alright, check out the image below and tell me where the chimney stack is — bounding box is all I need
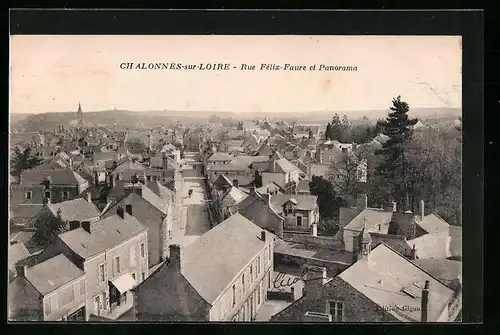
[420,200,425,221]
[261,230,266,242]
[16,264,29,277]
[169,244,182,272]
[126,204,133,216]
[421,280,430,322]
[117,206,125,219]
[303,265,328,299]
[87,192,92,204]
[356,194,368,210]
[268,193,272,207]
[392,201,397,212]
[410,244,417,260]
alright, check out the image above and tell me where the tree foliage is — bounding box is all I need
[375,96,418,206]
[328,152,362,196]
[10,146,44,177]
[309,176,346,219]
[33,208,67,247]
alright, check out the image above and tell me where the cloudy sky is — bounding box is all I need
[9,35,461,114]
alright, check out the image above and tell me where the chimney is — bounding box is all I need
[117,206,125,219]
[126,204,133,216]
[410,244,417,260]
[421,280,430,322]
[356,194,368,210]
[311,223,318,237]
[303,265,327,299]
[87,192,92,204]
[69,157,73,170]
[392,201,397,212]
[233,179,239,188]
[169,244,181,272]
[420,200,425,221]
[268,193,272,207]
[261,230,266,242]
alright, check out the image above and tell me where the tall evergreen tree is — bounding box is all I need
[325,123,331,140]
[10,146,44,177]
[33,208,67,247]
[375,96,418,207]
[330,113,344,141]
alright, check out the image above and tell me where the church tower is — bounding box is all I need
[77,102,83,126]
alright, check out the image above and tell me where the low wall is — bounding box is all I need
[274,253,350,278]
[283,233,343,249]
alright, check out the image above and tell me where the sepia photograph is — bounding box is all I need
[9,34,464,323]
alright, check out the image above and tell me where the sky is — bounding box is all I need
[9,35,462,115]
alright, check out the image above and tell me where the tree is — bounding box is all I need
[10,146,44,177]
[325,123,332,140]
[328,152,361,197]
[254,170,263,188]
[33,208,67,247]
[308,128,314,139]
[328,113,344,141]
[309,176,344,219]
[375,96,418,206]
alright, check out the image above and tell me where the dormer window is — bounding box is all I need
[25,191,32,199]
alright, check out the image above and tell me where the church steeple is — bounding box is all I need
[76,102,83,125]
[354,219,372,262]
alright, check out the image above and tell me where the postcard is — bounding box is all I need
[9,34,463,323]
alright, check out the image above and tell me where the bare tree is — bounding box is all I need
[328,152,361,197]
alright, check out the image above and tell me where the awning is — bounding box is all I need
[110,273,135,294]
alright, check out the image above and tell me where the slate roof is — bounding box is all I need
[221,187,248,206]
[297,180,311,193]
[407,232,451,259]
[344,208,393,233]
[416,213,450,235]
[21,169,87,186]
[181,213,272,304]
[369,232,412,257]
[113,160,146,173]
[57,213,146,259]
[10,204,44,219]
[48,198,101,222]
[274,239,353,264]
[208,152,234,162]
[256,182,283,195]
[146,180,174,201]
[25,253,84,295]
[411,259,462,286]
[338,243,454,322]
[9,243,31,266]
[270,194,318,211]
[268,159,302,174]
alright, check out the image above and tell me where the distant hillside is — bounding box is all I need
[11,107,461,132]
[236,107,462,123]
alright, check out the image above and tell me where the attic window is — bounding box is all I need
[116,229,121,234]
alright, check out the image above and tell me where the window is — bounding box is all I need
[132,273,136,281]
[250,265,253,278]
[232,285,236,307]
[62,191,69,200]
[140,243,145,258]
[258,283,261,304]
[141,272,145,281]
[268,272,271,289]
[329,301,344,322]
[45,191,51,199]
[113,257,121,274]
[98,264,105,283]
[25,191,32,199]
[269,247,271,261]
[242,274,245,292]
[117,292,127,306]
[130,246,136,266]
[44,298,51,315]
[297,216,303,227]
[257,256,261,274]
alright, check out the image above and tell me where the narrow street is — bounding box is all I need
[171,152,211,247]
